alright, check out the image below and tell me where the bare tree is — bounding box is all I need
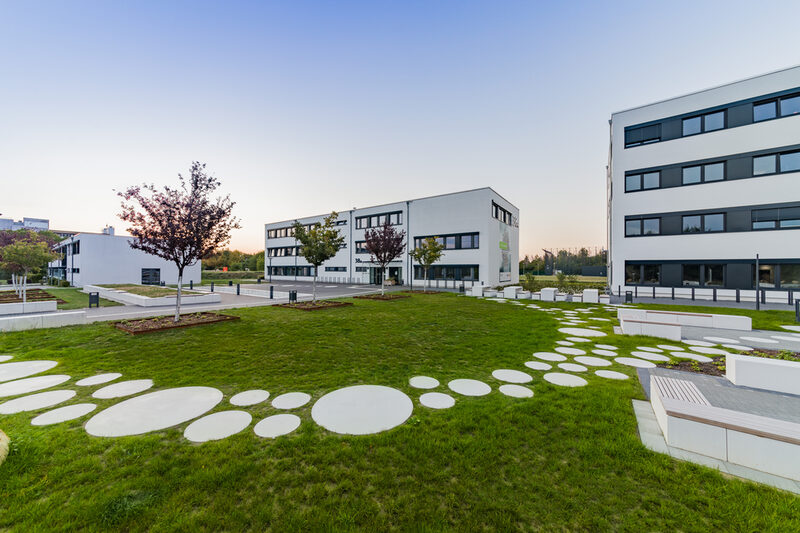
[118,162,240,322]
[293,212,345,303]
[409,236,445,290]
[364,221,406,296]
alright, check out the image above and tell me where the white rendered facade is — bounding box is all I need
[609,66,800,293]
[264,188,519,288]
[48,233,202,287]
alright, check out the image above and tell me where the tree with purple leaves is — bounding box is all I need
[364,221,406,296]
[118,162,240,322]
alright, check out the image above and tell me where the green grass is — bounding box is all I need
[49,288,121,310]
[0,296,798,531]
[631,302,797,331]
[98,285,200,297]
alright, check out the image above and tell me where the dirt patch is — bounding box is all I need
[353,294,411,301]
[0,289,66,304]
[277,301,353,311]
[399,290,443,295]
[113,312,239,334]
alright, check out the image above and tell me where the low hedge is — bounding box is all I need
[201,271,262,280]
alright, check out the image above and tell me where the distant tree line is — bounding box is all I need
[203,249,264,271]
[520,248,607,276]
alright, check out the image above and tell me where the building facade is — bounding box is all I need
[0,217,50,231]
[48,232,202,287]
[609,66,800,293]
[264,188,519,288]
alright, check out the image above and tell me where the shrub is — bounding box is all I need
[58,280,71,287]
[202,270,260,280]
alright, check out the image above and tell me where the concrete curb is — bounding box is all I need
[0,429,8,467]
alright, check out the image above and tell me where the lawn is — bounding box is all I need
[98,284,200,297]
[0,296,797,531]
[51,288,121,310]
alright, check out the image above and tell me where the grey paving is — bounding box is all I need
[611,294,798,312]
[680,325,800,351]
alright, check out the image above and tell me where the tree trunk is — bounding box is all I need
[22,273,27,303]
[381,266,385,296]
[174,272,182,323]
[424,267,428,290]
[312,271,317,303]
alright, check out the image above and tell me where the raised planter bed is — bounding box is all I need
[113,312,239,334]
[354,294,411,301]
[0,289,65,304]
[277,301,353,311]
[401,290,443,295]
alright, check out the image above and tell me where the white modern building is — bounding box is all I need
[0,216,50,231]
[264,188,519,288]
[608,66,800,294]
[48,229,202,287]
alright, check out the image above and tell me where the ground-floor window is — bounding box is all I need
[682,264,724,287]
[625,263,659,285]
[626,260,800,290]
[324,266,346,272]
[413,264,479,281]
[268,266,315,277]
[141,268,161,285]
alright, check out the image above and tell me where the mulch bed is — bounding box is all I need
[353,294,411,301]
[113,312,240,334]
[0,289,66,304]
[657,348,800,377]
[399,290,442,295]
[277,301,353,311]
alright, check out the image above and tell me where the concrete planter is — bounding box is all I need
[84,285,221,307]
[727,353,800,396]
[0,301,58,316]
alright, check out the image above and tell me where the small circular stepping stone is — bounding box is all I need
[566,337,591,343]
[594,344,618,350]
[0,356,13,363]
[409,376,439,389]
[184,410,252,442]
[674,352,713,363]
[739,336,778,344]
[591,349,617,357]
[92,379,153,399]
[0,390,76,414]
[555,340,574,346]
[532,352,567,362]
[448,379,491,397]
[230,389,269,406]
[574,356,612,367]
[31,403,97,426]
[558,363,587,372]
[0,375,70,397]
[543,373,588,387]
[524,361,552,371]
[635,346,663,353]
[683,340,715,347]
[558,327,606,337]
[704,336,739,344]
[657,345,684,351]
[271,392,311,409]
[85,387,223,437]
[254,414,301,438]
[499,384,533,398]
[419,392,455,409]
[555,347,586,356]
[491,369,532,383]
[723,344,753,351]
[630,351,671,362]
[614,357,656,369]
[0,361,58,383]
[690,346,731,356]
[311,385,413,435]
[588,317,610,321]
[595,370,629,380]
[76,373,122,387]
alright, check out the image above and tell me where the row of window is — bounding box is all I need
[682,111,724,136]
[355,211,402,229]
[267,246,299,257]
[625,213,725,236]
[625,262,800,289]
[752,207,800,230]
[753,150,800,176]
[754,94,800,122]
[267,266,315,277]
[492,202,513,225]
[267,223,318,240]
[413,232,479,250]
[56,242,81,255]
[413,265,480,281]
[325,266,346,272]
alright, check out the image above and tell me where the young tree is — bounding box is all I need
[409,236,445,290]
[118,161,240,322]
[0,241,57,302]
[364,221,406,296]
[0,229,60,295]
[293,212,345,303]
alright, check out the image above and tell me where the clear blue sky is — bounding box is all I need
[2,1,799,255]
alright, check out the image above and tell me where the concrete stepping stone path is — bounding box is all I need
[230,389,269,406]
[630,351,671,362]
[532,352,567,362]
[595,370,629,380]
[555,347,586,356]
[723,344,752,351]
[184,411,252,442]
[690,346,732,356]
[254,414,301,438]
[524,361,552,371]
[704,336,739,344]
[92,379,154,399]
[0,375,70,398]
[739,336,778,344]
[491,369,532,383]
[594,344,618,350]
[614,357,656,369]
[311,385,413,435]
[271,392,311,409]
[656,345,684,351]
[635,347,663,353]
[556,340,575,346]
[591,349,617,357]
[448,379,491,397]
[419,392,455,409]
[566,337,591,343]
[498,384,533,398]
[558,363,587,372]
[409,376,439,389]
[682,340,715,347]
[76,373,122,387]
[543,373,588,387]
[0,361,58,383]
[558,327,606,337]
[574,356,612,367]
[0,390,76,414]
[31,403,97,426]
[672,352,713,363]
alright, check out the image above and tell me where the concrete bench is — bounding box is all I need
[599,295,610,304]
[727,353,800,396]
[469,285,485,297]
[582,289,599,303]
[650,375,800,480]
[0,310,86,332]
[620,319,682,341]
[540,288,557,302]
[503,286,522,299]
[483,290,498,298]
[516,290,531,299]
[618,308,751,331]
[530,292,541,301]
[0,301,58,316]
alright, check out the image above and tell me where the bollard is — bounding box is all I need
[228,280,233,287]
[736,289,740,303]
[789,289,793,306]
[713,288,717,302]
[270,286,274,299]
[761,289,766,304]
[236,283,240,296]
[691,287,695,301]
[618,285,621,297]
[652,286,655,299]
[671,287,675,300]
[634,286,638,298]
[796,300,799,322]
[189,280,193,290]
[211,282,214,292]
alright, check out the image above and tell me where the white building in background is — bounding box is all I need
[264,188,519,288]
[609,65,800,294]
[0,216,50,231]
[48,228,202,287]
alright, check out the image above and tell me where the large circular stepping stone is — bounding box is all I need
[555,347,586,356]
[0,361,58,383]
[682,340,715,347]
[409,376,439,389]
[591,349,617,357]
[419,392,455,409]
[491,369,532,383]
[635,346,663,353]
[76,373,122,387]
[630,351,671,362]
[558,327,606,337]
[556,340,574,346]
[739,336,778,344]
[657,344,684,351]
[184,410,252,442]
[558,363,588,372]
[447,379,491,397]
[0,375,70,397]
[674,352,713,363]
[566,337,591,343]
[614,357,656,369]
[31,403,97,426]
[254,414,301,438]
[690,346,731,356]
[704,336,739,344]
[499,384,533,398]
[574,356,612,367]
[311,385,413,435]
[594,344,618,350]
[532,352,567,362]
[0,356,13,363]
[0,390,76,414]
[271,392,311,409]
[85,387,223,437]
[92,379,153,399]
[543,373,588,387]
[230,389,269,406]
[595,370,629,380]
[524,361,552,371]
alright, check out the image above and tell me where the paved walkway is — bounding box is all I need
[612,294,798,312]
[679,325,800,351]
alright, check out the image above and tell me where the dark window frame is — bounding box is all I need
[681,213,726,234]
[625,217,660,237]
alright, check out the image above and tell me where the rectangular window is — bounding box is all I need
[414,232,479,250]
[355,211,403,229]
[704,162,725,182]
[704,265,724,287]
[682,166,702,185]
[624,124,661,147]
[704,111,724,131]
[355,266,367,273]
[355,241,368,254]
[625,174,641,192]
[642,218,660,235]
[445,236,456,249]
[642,172,659,189]
[753,220,776,230]
[682,116,701,136]
[682,215,702,233]
[704,213,725,232]
[780,264,800,289]
[643,265,660,285]
[757,265,776,288]
[780,151,800,173]
[682,265,700,286]
[491,202,513,225]
[780,95,800,117]
[625,264,641,284]
[460,235,472,249]
[753,101,777,122]
[625,220,641,236]
[753,155,777,175]
[325,266,346,272]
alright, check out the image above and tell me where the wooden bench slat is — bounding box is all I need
[651,376,710,406]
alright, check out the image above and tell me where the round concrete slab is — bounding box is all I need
[85,386,223,437]
[682,340,715,347]
[630,351,671,362]
[0,389,76,414]
[588,317,611,322]
[271,392,311,410]
[674,352,713,363]
[0,375,70,398]
[770,335,800,343]
[0,356,13,363]
[635,347,663,353]
[0,361,58,383]
[448,379,491,397]
[704,336,739,344]
[574,356,612,367]
[555,340,575,346]
[723,344,753,351]
[230,389,269,406]
[491,369,532,383]
[656,345,684,351]
[311,385,413,435]
[409,376,439,389]
[532,352,567,362]
[739,336,779,344]
[254,414,301,438]
[499,384,533,398]
[31,403,96,426]
[595,370,629,380]
[543,373,588,387]
[184,410,252,443]
[558,363,588,372]
[75,373,122,387]
[594,344,618,350]
[566,337,591,343]
[524,361,552,371]
[558,327,606,337]
[690,346,732,356]
[591,349,617,357]
[92,379,154,399]
[614,357,656,369]
[419,392,455,409]
[555,347,586,356]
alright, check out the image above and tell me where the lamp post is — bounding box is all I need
[268,256,272,283]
